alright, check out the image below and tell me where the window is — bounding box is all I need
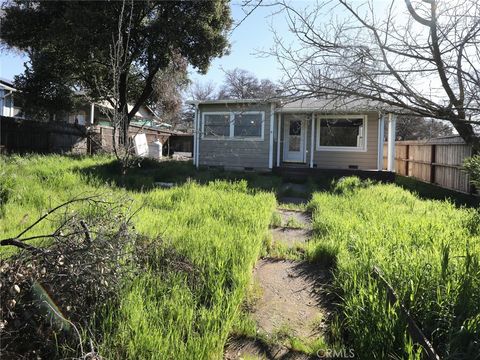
[317,115,367,151]
[233,113,262,138]
[204,113,230,138]
[202,111,264,140]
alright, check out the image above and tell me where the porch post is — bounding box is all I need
[387,113,397,172]
[268,103,274,169]
[276,113,281,167]
[310,112,315,168]
[377,113,385,170]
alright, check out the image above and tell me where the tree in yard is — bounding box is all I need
[1,0,232,147]
[273,0,480,149]
[189,80,217,101]
[217,68,278,99]
[396,116,453,140]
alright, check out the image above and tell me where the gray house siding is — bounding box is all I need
[197,102,273,171]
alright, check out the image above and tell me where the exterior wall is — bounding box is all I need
[312,112,379,169]
[274,111,380,170]
[197,103,272,171]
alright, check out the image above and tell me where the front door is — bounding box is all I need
[283,116,306,162]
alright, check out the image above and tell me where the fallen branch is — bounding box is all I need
[371,266,441,360]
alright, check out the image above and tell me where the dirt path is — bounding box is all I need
[225,205,331,360]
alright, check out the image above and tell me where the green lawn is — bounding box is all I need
[0,154,276,359]
[307,178,480,360]
[1,155,479,359]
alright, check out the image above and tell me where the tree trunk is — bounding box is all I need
[452,121,480,154]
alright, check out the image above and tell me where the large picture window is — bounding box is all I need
[202,111,264,140]
[233,113,262,138]
[204,113,230,138]
[316,115,367,151]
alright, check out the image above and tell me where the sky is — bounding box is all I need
[0,1,302,86]
[0,1,417,91]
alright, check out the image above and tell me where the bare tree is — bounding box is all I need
[93,0,138,174]
[396,116,453,140]
[218,68,278,99]
[189,80,217,101]
[273,0,480,149]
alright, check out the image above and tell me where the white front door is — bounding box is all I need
[283,116,306,162]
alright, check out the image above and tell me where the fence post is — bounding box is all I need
[430,144,436,184]
[405,144,409,176]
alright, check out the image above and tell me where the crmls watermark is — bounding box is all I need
[316,348,355,359]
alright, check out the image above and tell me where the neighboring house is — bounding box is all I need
[188,98,398,172]
[60,99,163,128]
[0,78,23,118]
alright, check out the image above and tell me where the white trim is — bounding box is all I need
[276,113,281,167]
[268,103,274,169]
[283,115,307,163]
[310,113,315,168]
[316,114,368,152]
[201,111,265,141]
[193,105,198,166]
[377,113,385,170]
[196,106,200,168]
[387,113,396,172]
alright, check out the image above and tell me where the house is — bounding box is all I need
[60,99,162,128]
[0,78,23,118]
[188,98,398,174]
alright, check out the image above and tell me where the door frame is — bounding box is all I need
[282,115,307,163]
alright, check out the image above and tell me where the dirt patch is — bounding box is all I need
[276,209,311,229]
[271,227,311,246]
[278,196,308,205]
[252,259,328,339]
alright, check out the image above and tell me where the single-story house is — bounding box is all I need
[188,98,398,173]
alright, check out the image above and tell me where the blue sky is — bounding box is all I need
[0,2,297,86]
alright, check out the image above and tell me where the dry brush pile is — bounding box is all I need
[0,196,177,359]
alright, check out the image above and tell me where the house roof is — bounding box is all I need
[188,96,399,113]
[186,98,279,106]
[0,78,17,92]
[277,97,396,113]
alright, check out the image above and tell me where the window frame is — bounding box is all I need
[201,111,265,141]
[202,112,231,139]
[316,114,368,152]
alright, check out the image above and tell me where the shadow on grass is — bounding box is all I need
[77,158,287,194]
[395,175,479,208]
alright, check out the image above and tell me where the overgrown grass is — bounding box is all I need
[307,178,480,359]
[0,154,276,359]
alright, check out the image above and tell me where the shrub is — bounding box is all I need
[331,176,373,195]
[463,155,480,188]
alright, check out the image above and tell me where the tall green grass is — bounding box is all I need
[0,155,276,359]
[308,180,480,359]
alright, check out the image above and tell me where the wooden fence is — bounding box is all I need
[0,116,88,154]
[383,136,474,194]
